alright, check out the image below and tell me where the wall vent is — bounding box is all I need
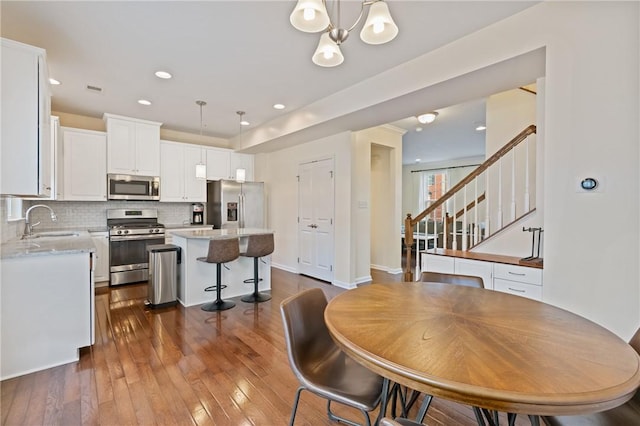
[86,85,103,93]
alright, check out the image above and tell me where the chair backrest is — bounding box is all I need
[280,288,338,381]
[629,327,640,355]
[244,233,274,258]
[205,237,240,263]
[419,271,484,288]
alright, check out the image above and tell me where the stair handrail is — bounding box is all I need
[403,124,536,281]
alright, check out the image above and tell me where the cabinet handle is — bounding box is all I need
[508,271,526,276]
[508,287,526,293]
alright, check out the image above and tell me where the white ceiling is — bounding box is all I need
[1,1,537,164]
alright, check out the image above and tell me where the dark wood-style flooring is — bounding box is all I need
[1,268,531,425]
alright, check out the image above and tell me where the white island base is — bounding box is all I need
[170,228,272,307]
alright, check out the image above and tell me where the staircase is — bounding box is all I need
[403,125,537,281]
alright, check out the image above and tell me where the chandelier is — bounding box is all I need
[290,0,398,67]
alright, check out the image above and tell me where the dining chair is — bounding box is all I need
[542,327,640,426]
[419,271,485,288]
[380,417,423,426]
[280,288,385,426]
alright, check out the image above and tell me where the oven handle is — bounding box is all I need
[110,235,165,242]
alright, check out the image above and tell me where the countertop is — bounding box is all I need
[1,231,96,259]
[170,228,273,240]
[164,223,214,230]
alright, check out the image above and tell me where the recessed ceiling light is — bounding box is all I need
[240,120,250,126]
[415,127,423,132]
[417,111,438,124]
[415,158,421,163]
[154,71,172,79]
[138,99,152,106]
[49,78,61,85]
[273,103,285,110]
[475,124,487,131]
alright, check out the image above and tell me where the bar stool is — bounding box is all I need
[240,233,274,303]
[197,237,239,311]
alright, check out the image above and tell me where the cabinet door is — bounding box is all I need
[421,254,455,274]
[183,145,206,201]
[455,258,493,290]
[206,148,230,180]
[1,39,49,196]
[160,141,185,202]
[134,122,160,176]
[62,129,107,201]
[106,118,136,174]
[229,152,254,180]
[90,232,110,283]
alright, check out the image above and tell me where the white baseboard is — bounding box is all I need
[332,280,357,289]
[355,275,372,285]
[370,264,403,275]
[271,262,297,274]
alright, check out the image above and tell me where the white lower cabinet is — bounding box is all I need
[454,258,494,290]
[493,263,543,301]
[421,253,542,299]
[90,231,109,284]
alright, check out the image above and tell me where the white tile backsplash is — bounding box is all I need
[21,201,196,231]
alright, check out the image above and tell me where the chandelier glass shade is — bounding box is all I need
[290,0,398,67]
[417,112,438,124]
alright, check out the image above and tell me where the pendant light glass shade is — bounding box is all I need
[360,1,398,45]
[235,168,246,183]
[312,32,344,67]
[290,0,330,33]
[195,163,207,180]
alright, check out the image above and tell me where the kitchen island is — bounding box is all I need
[170,228,273,307]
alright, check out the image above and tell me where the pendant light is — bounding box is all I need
[195,100,207,180]
[290,0,398,67]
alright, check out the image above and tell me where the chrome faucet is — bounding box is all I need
[23,204,57,238]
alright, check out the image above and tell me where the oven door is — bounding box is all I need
[109,235,165,285]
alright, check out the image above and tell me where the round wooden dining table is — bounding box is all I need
[324,282,640,417]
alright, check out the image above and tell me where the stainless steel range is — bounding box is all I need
[107,209,165,286]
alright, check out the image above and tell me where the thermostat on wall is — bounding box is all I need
[577,176,604,193]
[580,177,598,190]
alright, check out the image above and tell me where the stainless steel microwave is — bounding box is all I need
[107,174,160,201]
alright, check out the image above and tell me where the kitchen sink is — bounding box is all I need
[27,231,81,239]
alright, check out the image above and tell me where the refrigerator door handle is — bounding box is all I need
[238,192,245,228]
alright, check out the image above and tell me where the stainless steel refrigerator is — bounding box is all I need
[207,180,265,229]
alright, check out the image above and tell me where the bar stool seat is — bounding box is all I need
[197,237,239,311]
[240,233,274,303]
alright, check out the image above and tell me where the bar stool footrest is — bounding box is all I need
[243,278,263,284]
[204,284,227,292]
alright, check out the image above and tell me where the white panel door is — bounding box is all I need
[62,128,107,201]
[134,122,160,176]
[298,158,334,282]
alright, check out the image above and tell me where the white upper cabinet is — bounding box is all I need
[1,38,52,197]
[205,147,231,180]
[229,152,254,181]
[160,140,206,202]
[61,127,107,201]
[104,113,161,176]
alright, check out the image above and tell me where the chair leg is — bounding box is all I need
[326,400,370,426]
[415,394,433,423]
[202,263,235,311]
[241,257,271,303]
[289,387,304,426]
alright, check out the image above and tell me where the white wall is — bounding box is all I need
[259,132,354,286]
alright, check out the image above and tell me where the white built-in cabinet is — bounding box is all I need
[205,147,231,180]
[421,253,542,300]
[160,140,206,202]
[230,152,254,181]
[104,113,162,176]
[60,127,107,201]
[1,38,52,197]
[205,148,255,181]
[90,231,110,284]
